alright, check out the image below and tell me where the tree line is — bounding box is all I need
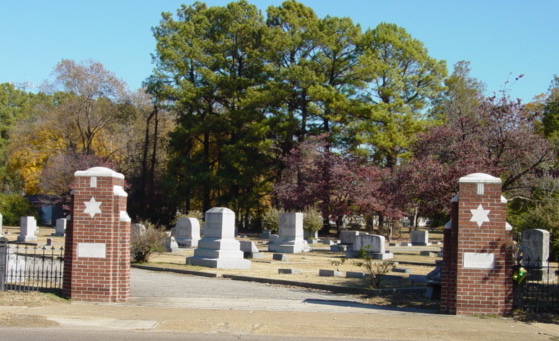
[2,1,559,246]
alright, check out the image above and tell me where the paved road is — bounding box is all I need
[1,268,559,340]
[128,268,422,314]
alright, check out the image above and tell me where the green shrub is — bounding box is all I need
[353,246,394,288]
[303,208,323,233]
[0,194,37,225]
[261,207,281,233]
[130,221,167,263]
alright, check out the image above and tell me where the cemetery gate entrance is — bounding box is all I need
[0,237,64,292]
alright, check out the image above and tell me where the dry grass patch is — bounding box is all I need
[0,291,69,307]
[147,238,438,289]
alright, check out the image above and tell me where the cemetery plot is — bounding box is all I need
[1,226,66,292]
[148,237,440,289]
[1,243,64,291]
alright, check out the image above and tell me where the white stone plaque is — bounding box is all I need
[463,252,494,269]
[78,243,106,258]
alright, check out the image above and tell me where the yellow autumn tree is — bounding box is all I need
[6,60,134,195]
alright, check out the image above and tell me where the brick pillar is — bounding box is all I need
[440,194,459,314]
[63,167,131,302]
[440,173,513,315]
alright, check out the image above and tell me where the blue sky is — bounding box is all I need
[1,0,558,103]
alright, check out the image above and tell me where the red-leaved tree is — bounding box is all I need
[275,135,397,232]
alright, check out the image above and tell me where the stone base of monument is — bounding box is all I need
[176,238,198,248]
[17,235,37,242]
[268,240,310,253]
[187,238,251,269]
[188,256,251,269]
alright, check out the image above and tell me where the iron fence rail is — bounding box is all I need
[1,243,64,292]
[513,258,559,314]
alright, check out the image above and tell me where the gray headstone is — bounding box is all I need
[239,240,259,253]
[319,269,343,277]
[173,217,201,248]
[187,208,251,269]
[273,253,289,261]
[347,234,393,260]
[278,268,300,274]
[240,240,260,259]
[522,229,550,267]
[17,216,37,242]
[354,234,385,253]
[268,212,310,253]
[340,230,360,245]
[53,218,67,236]
[411,230,431,246]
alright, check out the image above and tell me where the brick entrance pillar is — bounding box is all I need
[63,167,131,302]
[441,173,513,315]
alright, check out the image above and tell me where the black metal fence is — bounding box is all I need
[513,258,559,314]
[0,238,64,292]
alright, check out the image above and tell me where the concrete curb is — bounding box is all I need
[132,264,428,297]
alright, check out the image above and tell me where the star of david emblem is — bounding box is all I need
[470,204,490,227]
[84,197,102,218]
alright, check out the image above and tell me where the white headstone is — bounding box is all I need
[268,212,310,253]
[172,217,201,248]
[131,223,146,238]
[6,245,26,282]
[411,230,431,246]
[17,216,37,242]
[53,218,67,236]
[522,229,550,267]
[187,208,250,269]
[349,234,393,260]
[165,236,180,253]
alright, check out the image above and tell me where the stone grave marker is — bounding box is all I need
[346,234,393,260]
[53,218,67,236]
[278,268,300,274]
[6,244,26,282]
[165,236,180,253]
[131,223,146,238]
[173,217,201,248]
[319,269,343,277]
[521,229,550,267]
[411,230,431,246]
[340,230,360,245]
[187,207,250,269]
[240,240,262,259]
[268,212,310,253]
[17,216,37,242]
[273,253,289,261]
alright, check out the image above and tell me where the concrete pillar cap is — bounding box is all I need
[459,173,501,184]
[75,167,124,179]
